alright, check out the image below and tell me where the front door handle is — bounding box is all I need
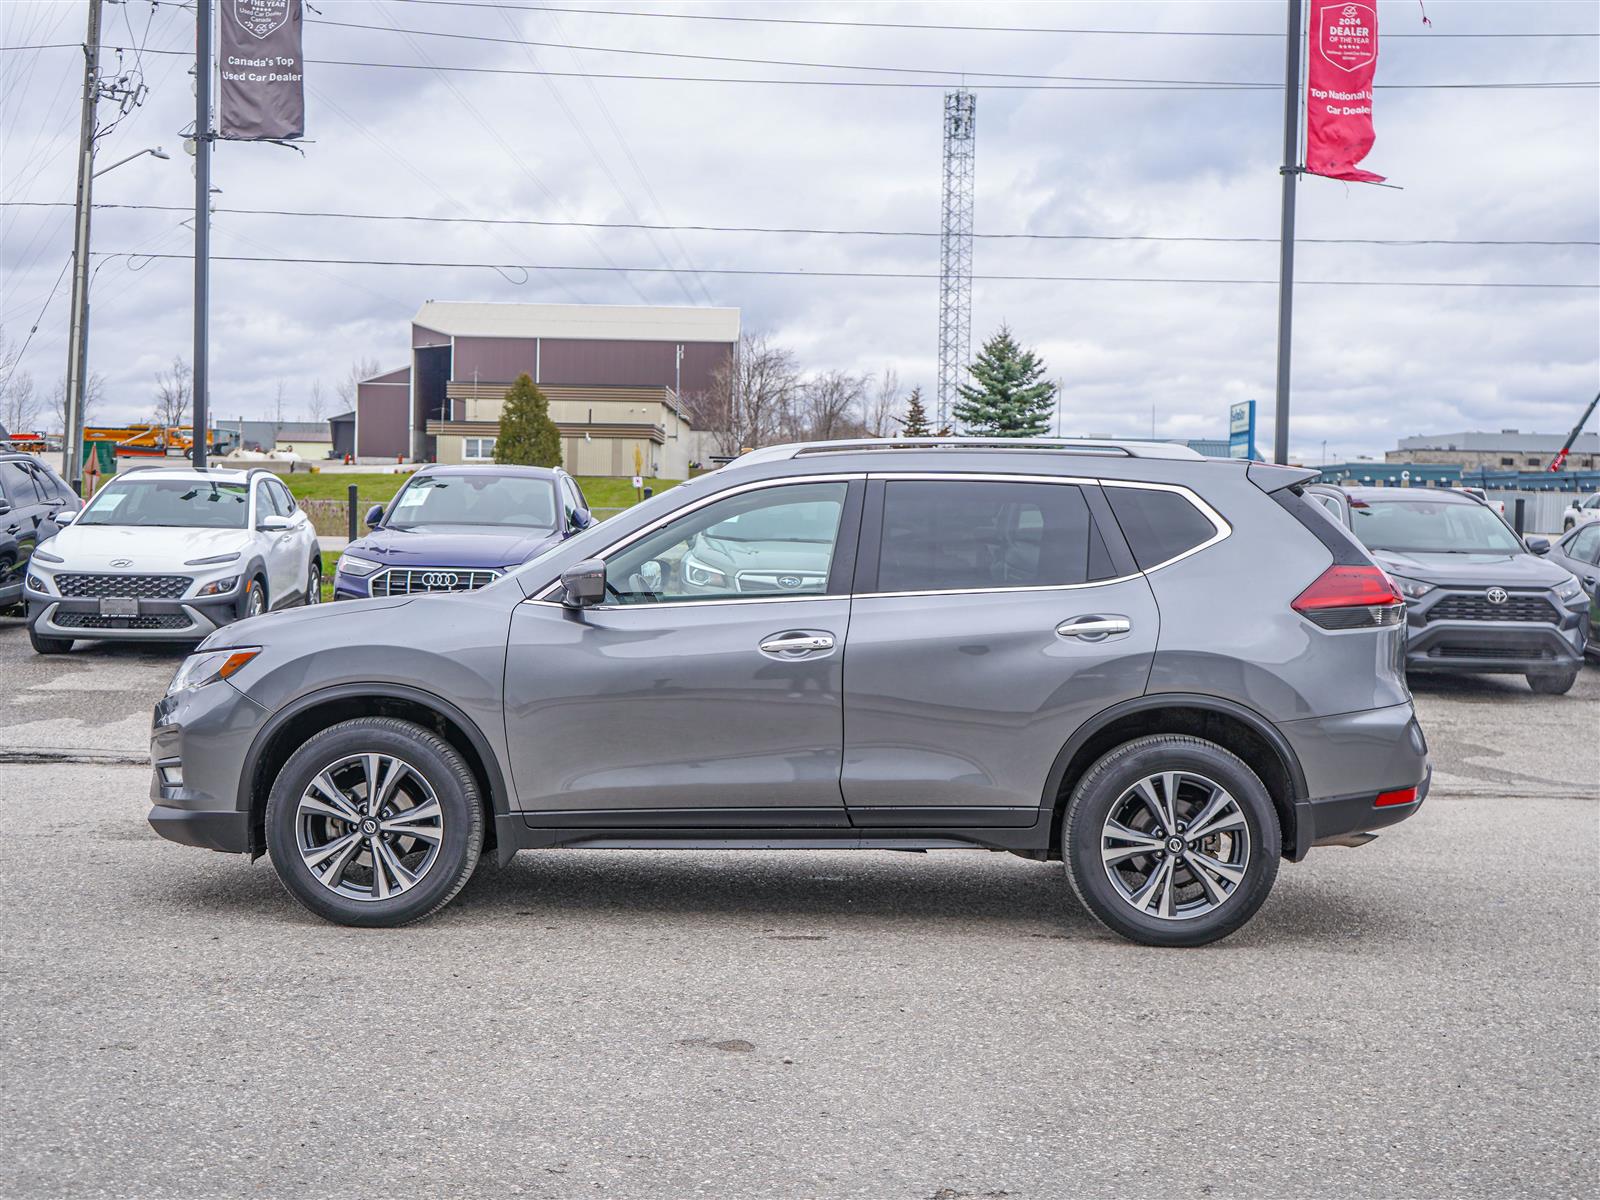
[1056,616,1132,640]
[759,631,835,655]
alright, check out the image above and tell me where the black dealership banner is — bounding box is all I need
[218,0,305,140]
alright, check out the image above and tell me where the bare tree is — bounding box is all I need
[335,356,383,407]
[153,356,192,429]
[273,380,288,430]
[306,379,327,423]
[863,368,902,437]
[695,332,801,456]
[1,371,39,435]
[50,372,104,433]
[794,370,868,442]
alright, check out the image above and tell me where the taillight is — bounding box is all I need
[1375,787,1418,807]
[1292,565,1405,630]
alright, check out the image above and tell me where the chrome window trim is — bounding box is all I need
[525,469,1230,607]
[528,473,863,607]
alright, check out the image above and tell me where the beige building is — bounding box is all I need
[1386,430,1599,472]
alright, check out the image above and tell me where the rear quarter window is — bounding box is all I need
[1103,485,1220,570]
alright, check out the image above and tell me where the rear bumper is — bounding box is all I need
[1292,767,1431,859]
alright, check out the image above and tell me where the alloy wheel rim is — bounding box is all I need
[307,567,321,604]
[294,753,444,901]
[1100,770,1251,921]
[247,587,265,617]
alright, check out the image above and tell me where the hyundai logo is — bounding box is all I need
[1485,587,1509,605]
[109,558,133,568]
[421,571,460,589]
[777,575,803,590]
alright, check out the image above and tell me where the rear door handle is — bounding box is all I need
[1056,616,1132,640]
[759,631,835,655]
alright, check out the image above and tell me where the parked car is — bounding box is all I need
[1307,485,1589,693]
[149,438,1431,947]
[1,452,82,613]
[333,465,592,599]
[1545,520,1600,657]
[1561,492,1600,532]
[24,466,320,654]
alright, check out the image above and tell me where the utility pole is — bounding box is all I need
[61,0,104,492]
[192,0,212,469]
[1272,0,1304,466]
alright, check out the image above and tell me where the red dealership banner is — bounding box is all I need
[1306,2,1385,183]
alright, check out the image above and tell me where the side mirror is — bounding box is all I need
[559,558,607,608]
[55,510,77,525]
[1526,536,1551,555]
[365,504,385,530]
[258,514,292,532]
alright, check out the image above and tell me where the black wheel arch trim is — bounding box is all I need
[236,682,513,828]
[1039,691,1310,834]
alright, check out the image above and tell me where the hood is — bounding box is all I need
[39,524,251,571]
[200,595,416,650]
[1374,549,1572,589]
[345,523,562,570]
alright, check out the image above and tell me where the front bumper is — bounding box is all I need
[1403,612,1585,675]
[26,573,246,642]
[148,677,270,854]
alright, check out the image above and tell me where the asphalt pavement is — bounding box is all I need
[1,613,1595,1198]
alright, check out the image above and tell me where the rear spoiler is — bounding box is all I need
[1246,462,1320,494]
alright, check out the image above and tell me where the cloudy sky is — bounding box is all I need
[2,0,1596,462]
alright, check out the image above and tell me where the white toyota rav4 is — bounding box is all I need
[24,466,321,654]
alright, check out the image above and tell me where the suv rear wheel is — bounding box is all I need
[265,717,484,927]
[1063,735,1281,947]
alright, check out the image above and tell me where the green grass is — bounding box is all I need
[287,472,682,511]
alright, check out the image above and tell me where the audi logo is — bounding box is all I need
[421,572,460,589]
[1485,587,1509,605]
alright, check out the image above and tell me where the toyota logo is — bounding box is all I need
[776,575,803,590]
[1486,587,1509,605]
[109,558,133,568]
[421,572,460,589]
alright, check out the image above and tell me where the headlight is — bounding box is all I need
[1387,574,1434,600]
[336,554,381,577]
[1556,575,1584,602]
[682,553,729,589]
[26,573,50,594]
[185,551,240,567]
[32,548,64,564]
[167,647,260,696]
[196,575,240,597]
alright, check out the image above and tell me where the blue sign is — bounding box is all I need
[1228,401,1257,460]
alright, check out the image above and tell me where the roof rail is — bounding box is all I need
[731,436,1205,467]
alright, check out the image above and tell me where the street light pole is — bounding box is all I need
[192,0,212,469]
[61,0,104,491]
[1273,0,1304,466]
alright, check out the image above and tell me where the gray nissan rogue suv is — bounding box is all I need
[149,439,1430,947]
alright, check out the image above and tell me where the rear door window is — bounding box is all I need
[0,461,41,506]
[876,479,1115,593]
[1570,523,1600,563]
[1103,484,1221,570]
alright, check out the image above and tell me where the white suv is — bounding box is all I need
[24,466,320,654]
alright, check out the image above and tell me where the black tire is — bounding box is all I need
[304,557,322,606]
[236,575,266,621]
[1564,520,1575,532]
[1062,735,1281,948]
[1527,668,1579,695]
[265,717,484,927]
[28,622,72,654]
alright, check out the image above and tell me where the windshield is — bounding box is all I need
[77,478,249,529]
[387,474,557,530]
[1349,498,1524,554]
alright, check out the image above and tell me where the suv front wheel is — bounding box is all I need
[265,717,484,926]
[1063,735,1282,948]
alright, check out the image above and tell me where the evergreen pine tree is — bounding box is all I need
[899,386,932,437]
[493,373,563,468]
[952,326,1056,438]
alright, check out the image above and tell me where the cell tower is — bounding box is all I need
[937,90,976,431]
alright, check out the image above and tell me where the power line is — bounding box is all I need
[93,45,1600,91]
[0,254,71,396]
[9,201,1594,248]
[385,0,1600,40]
[91,250,1600,288]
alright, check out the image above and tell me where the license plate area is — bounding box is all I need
[99,597,139,617]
